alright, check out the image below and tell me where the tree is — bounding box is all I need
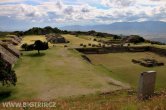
[43,26,54,34]
[113,35,121,40]
[34,40,49,54]
[0,60,17,86]
[130,35,145,44]
[124,35,145,44]
[24,27,44,35]
[42,42,49,50]
[27,44,35,51]
[12,31,24,37]
[88,30,96,36]
[21,43,28,51]
[96,32,105,37]
[34,40,43,54]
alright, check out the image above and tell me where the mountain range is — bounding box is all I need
[60,21,166,41]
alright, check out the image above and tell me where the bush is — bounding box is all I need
[92,44,96,47]
[80,43,83,46]
[88,43,91,46]
[27,44,35,51]
[83,45,87,48]
[21,43,28,51]
[66,41,70,43]
[128,35,145,44]
[93,38,97,41]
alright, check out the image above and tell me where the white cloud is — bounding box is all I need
[0,0,24,3]
[0,0,166,26]
[0,3,47,21]
[101,0,135,8]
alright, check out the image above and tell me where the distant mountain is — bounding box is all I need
[60,21,166,36]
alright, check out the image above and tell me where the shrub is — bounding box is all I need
[64,45,68,47]
[92,44,96,47]
[83,45,87,48]
[80,43,83,46]
[26,44,34,51]
[127,35,145,44]
[93,38,97,41]
[21,43,28,51]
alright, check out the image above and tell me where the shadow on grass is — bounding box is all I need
[0,91,12,102]
[24,53,46,57]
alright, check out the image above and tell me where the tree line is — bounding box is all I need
[11,26,122,39]
[2,26,165,45]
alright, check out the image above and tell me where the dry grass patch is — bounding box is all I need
[62,34,99,48]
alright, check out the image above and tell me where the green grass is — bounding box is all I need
[1,35,166,109]
[62,34,99,47]
[0,35,131,101]
[77,34,114,42]
[87,52,166,90]
[0,45,123,101]
[21,35,47,44]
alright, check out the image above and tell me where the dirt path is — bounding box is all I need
[105,77,130,89]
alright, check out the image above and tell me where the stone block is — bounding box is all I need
[138,71,156,100]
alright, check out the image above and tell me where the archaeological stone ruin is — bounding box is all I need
[138,71,157,100]
[0,35,21,68]
[45,34,68,43]
[132,58,164,67]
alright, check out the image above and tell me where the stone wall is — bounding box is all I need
[75,46,166,58]
[75,46,149,54]
[1,44,20,58]
[0,45,18,65]
[149,47,166,57]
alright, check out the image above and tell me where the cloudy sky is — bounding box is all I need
[0,0,166,31]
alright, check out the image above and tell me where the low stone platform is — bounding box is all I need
[132,58,164,67]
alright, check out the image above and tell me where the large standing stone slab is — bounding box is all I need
[138,71,157,100]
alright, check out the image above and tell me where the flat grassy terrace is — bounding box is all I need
[62,34,99,47]
[1,35,166,109]
[87,52,166,90]
[21,35,47,44]
[0,35,126,101]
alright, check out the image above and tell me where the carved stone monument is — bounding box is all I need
[138,71,157,100]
